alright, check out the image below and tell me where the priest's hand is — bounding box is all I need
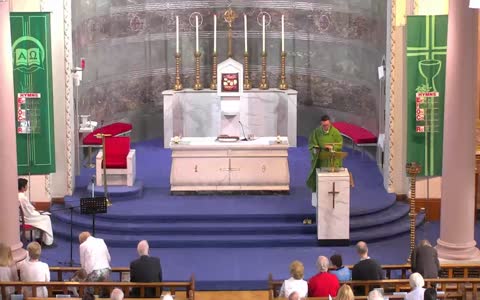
[325,144,333,151]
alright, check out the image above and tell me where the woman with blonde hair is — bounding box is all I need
[19,242,50,297]
[0,243,19,299]
[279,260,308,298]
[336,284,354,300]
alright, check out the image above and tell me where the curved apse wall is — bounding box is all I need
[72,0,386,140]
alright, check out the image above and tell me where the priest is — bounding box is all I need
[18,178,54,246]
[306,115,343,192]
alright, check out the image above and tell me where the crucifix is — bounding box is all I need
[224,7,237,58]
[328,182,340,209]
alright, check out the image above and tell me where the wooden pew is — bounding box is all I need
[268,276,479,300]
[0,276,195,300]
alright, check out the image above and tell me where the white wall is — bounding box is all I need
[9,0,74,201]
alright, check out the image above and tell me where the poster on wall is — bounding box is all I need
[406,15,447,177]
[10,13,56,175]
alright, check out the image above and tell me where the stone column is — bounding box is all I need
[436,0,480,261]
[0,1,26,261]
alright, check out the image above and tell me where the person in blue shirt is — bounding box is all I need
[329,254,351,281]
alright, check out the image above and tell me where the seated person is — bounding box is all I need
[406,273,425,300]
[423,288,437,300]
[129,240,162,297]
[19,242,50,297]
[330,254,351,281]
[336,284,355,300]
[308,256,340,297]
[18,178,54,246]
[0,243,19,299]
[278,260,308,298]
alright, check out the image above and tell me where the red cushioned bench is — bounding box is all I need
[82,122,133,147]
[333,122,377,151]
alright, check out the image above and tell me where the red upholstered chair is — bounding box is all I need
[96,137,136,186]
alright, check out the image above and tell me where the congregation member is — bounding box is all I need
[406,273,425,300]
[287,291,300,300]
[79,231,111,297]
[330,254,351,281]
[411,240,440,279]
[278,260,308,298]
[0,243,19,299]
[18,178,54,246]
[308,256,340,297]
[423,288,437,300]
[367,289,384,300]
[336,284,355,300]
[110,288,124,300]
[306,115,343,191]
[352,241,383,295]
[19,242,50,297]
[129,240,162,297]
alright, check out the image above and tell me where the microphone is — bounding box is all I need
[238,121,248,141]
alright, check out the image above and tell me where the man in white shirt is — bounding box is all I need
[19,242,50,297]
[18,178,54,246]
[79,231,111,284]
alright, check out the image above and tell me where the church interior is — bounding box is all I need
[1,0,480,299]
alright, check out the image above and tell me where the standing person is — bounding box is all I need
[0,243,19,299]
[18,178,54,246]
[411,240,440,279]
[352,241,383,295]
[79,231,111,296]
[129,240,162,297]
[308,256,340,297]
[19,242,50,297]
[278,260,308,298]
[330,254,352,282]
[306,115,343,192]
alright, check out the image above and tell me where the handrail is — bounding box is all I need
[0,275,195,300]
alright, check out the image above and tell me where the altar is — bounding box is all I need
[162,88,297,148]
[170,137,290,192]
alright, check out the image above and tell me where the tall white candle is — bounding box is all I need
[262,14,265,52]
[176,16,179,54]
[213,14,217,53]
[244,14,248,53]
[195,15,199,52]
[281,15,284,52]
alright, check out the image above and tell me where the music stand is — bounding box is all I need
[80,197,107,236]
[318,151,348,172]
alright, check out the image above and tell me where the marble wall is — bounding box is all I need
[72,0,386,140]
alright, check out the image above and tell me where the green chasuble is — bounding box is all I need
[306,126,343,192]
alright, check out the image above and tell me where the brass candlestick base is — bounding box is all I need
[279,51,288,90]
[406,162,422,262]
[259,51,269,90]
[210,52,218,90]
[174,53,183,91]
[243,52,252,90]
[193,51,203,90]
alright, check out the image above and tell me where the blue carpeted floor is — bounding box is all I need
[44,136,433,290]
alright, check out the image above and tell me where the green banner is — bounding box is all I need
[406,15,448,177]
[10,13,55,175]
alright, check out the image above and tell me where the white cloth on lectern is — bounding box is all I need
[18,192,54,245]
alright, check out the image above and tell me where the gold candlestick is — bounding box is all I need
[193,51,203,90]
[174,53,183,91]
[210,52,217,90]
[224,8,237,58]
[259,51,269,90]
[279,51,288,90]
[406,162,421,262]
[243,52,252,90]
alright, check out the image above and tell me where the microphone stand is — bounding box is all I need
[50,204,81,267]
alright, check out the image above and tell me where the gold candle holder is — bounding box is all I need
[243,52,252,90]
[406,162,421,262]
[174,53,183,91]
[193,51,203,90]
[210,52,217,90]
[259,51,269,90]
[279,51,288,90]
